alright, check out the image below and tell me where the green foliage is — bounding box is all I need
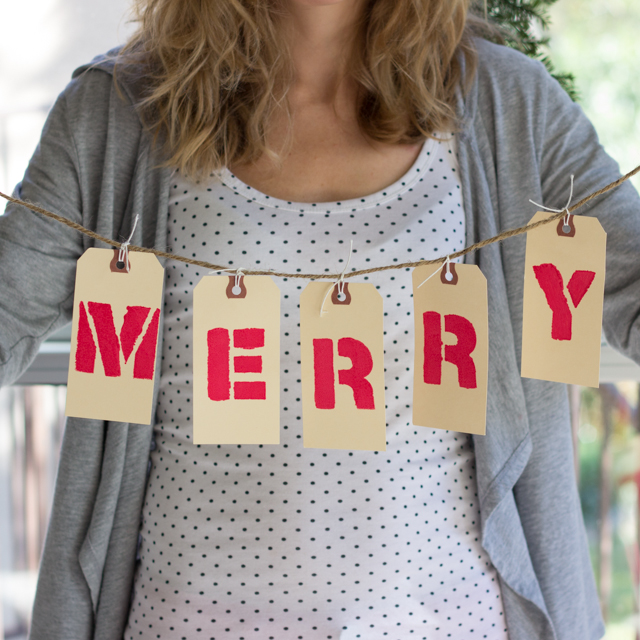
[471,0,579,100]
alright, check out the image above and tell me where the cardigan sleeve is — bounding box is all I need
[0,64,142,388]
[0,87,86,386]
[536,66,640,365]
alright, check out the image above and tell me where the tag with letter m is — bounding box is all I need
[65,248,165,424]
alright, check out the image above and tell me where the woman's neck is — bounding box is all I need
[282,1,365,104]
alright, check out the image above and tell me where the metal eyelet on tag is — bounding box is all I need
[331,282,351,305]
[110,249,131,273]
[557,215,576,237]
[440,263,458,285]
[226,275,247,298]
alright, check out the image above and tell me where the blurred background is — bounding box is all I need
[0,0,639,638]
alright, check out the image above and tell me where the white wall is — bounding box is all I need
[0,0,135,191]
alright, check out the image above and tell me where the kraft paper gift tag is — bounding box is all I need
[412,262,488,436]
[300,281,386,451]
[521,212,606,387]
[193,275,281,444]
[66,248,164,424]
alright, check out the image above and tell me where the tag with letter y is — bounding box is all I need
[521,211,606,387]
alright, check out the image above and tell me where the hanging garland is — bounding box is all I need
[1,161,638,278]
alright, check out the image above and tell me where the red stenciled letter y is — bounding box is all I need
[533,263,572,341]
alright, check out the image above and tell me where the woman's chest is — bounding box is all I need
[230,117,424,204]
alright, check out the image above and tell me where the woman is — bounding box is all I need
[1,0,639,638]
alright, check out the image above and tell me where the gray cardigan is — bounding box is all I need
[2,38,639,640]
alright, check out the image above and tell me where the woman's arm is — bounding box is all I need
[0,74,102,387]
[536,67,640,365]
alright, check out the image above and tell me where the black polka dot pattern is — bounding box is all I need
[124,136,508,639]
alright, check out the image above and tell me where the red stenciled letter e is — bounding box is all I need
[207,328,231,401]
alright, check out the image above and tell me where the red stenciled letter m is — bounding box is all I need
[77,303,158,379]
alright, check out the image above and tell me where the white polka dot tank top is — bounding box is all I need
[125,135,509,640]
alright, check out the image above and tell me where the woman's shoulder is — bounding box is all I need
[48,46,148,155]
[68,45,148,107]
[473,37,546,73]
[465,37,573,124]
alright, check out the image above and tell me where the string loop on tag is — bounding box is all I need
[529,175,575,234]
[116,214,140,272]
[211,266,246,295]
[320,240,354,317]
[417,255,453,289]
[231,268,245,296]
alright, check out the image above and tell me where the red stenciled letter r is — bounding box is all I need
[337,337,375,410]
[443,314,477,389]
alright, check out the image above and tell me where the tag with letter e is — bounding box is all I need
[412,263,488,435]
[66,248,164,424]
[193,275,280,444]
[521,211,606,387]
[300,282,386,451]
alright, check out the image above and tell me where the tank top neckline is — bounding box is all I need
[216,135,448,214]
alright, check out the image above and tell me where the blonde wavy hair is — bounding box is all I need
[117,0,482,178]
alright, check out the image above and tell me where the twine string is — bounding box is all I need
[1,162,639,280]
[417,255,452,289]
[117,213,139,272]
[233,268,245,295]
[208,266,246,294]
[529,174,575,232]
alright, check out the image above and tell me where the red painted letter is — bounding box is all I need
[533,263,572,341]
[443,314,477,389]
[422,312,477,389]
[567,270,596,308]
[76,302,159,379]
[207,328,231,400]
[423,311,443,385]
[233,381,266,400]
[337,337,375,410]
[313,338,335,409]
[133,309,160,380]
[120,306,151,363]
[75,301,96,373]
[234,328,265,350]
[87,302,121,377]
[233,355,262,373]
[533,264,596,341]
